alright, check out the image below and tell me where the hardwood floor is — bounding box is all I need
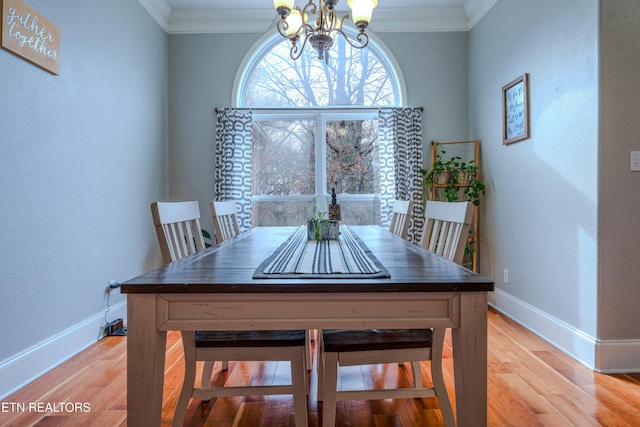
[2,308,640,426]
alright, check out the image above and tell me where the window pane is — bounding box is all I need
[326,119,380,195]
[336,198,381,226]
[252,199,315,227]
[252,120,315,196]
[244,38,396,107]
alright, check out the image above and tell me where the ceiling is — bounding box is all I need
[139,0,497,33]
[165,0,469,10]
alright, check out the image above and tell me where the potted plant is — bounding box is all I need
[308,207,339,241]
[420,149,485,204]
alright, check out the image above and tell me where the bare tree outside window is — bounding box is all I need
[244,37,394,107]
[326,120,379,195]
[253,120,315,196]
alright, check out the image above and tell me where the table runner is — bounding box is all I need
[253,225,390,279]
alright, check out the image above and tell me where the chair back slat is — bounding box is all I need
[419,201,474,265]
[389,200,413,239]
[210,201,241,243]
[151,201,204,265]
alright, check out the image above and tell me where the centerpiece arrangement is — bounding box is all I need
[308,189,341,241]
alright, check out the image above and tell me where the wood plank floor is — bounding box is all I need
[2,308,639,426]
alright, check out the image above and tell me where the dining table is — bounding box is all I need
[121,225,494,426]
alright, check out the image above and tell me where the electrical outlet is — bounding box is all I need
[107,280,119,293]
[631,151,640,171]
[503,269,509,284]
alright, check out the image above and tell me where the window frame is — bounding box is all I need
[251,108,381,210]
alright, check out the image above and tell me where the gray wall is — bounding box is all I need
[470,0,598,329]
[0,0,168,397]
[469,0,640,371]
[168,31,469,236]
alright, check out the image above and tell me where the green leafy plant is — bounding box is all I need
[311,208,327,222]
[201,229,213,248]
[463,178,486,206]
[420,149,485,204]
[310,206,329,241]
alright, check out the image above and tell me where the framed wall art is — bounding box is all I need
[502,73,529,144]
[1,0,60,74]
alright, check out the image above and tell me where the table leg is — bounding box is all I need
[452,292,488,427]
[127,294,166,426]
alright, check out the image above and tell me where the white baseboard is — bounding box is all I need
[0,301,127,400]
[595,338,640,373]
[490,289,640,373]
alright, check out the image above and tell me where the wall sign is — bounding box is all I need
[1,0,60,74]
[502,73,529,144]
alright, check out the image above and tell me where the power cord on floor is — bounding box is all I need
[99,282,126,339]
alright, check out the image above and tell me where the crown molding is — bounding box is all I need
[373,8,468,32]
[465,0,498,29]
[168,7,471,34]
[169,9,275,34]
[138,0,171,32]
[139,0,499,34]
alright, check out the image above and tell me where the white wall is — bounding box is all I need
[0,0,168,398]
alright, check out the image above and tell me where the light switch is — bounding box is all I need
[632,151,640,171]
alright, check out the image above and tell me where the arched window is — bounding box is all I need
[229,30,408,227]
[239,32,401,107]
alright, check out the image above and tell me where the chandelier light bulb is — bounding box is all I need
[274,0,295,18]
[348,0,377,30]
[285,9,305,37]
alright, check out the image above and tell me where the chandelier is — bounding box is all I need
[273,0,378,63]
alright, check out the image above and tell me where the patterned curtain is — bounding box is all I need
[214,108,253,232]
[378,107,424,244]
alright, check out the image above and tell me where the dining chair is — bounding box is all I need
[173,330,308,427]
[209,199,314,369]
[151,201,309,427]
[388,199,413,239]
[209,200,241,243]
[419,200,474,264]
[317,201,474,427]
[151,201,205,263]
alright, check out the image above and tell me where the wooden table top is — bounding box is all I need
[121,225,494,294]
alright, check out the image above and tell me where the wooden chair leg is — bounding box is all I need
[431,329,455,426]
[317,333,324,401]
[305,330,313,370]
[321,352,339,427]
[411,361,423,388]
[172,332,196,427]
[201,361,214,388]
[290,347,309,427]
